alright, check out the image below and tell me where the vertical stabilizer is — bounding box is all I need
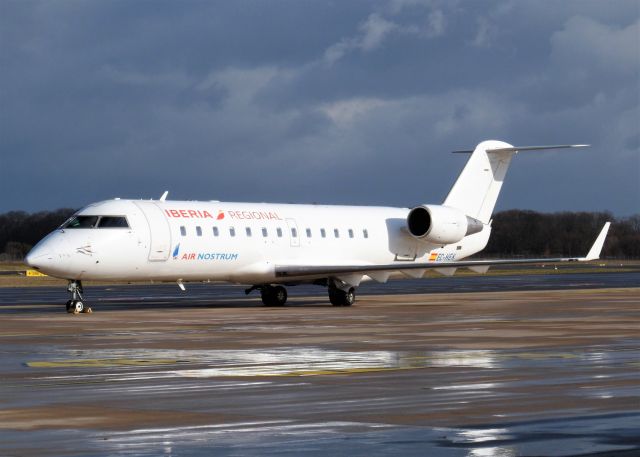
[443,140,515,224]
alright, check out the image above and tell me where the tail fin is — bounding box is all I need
[444,140,515,224]
[444,140,589,224]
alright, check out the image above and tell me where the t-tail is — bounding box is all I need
[444,140,589,224]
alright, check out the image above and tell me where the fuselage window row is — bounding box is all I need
[178,224,370,241]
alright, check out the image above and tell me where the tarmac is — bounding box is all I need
[0,271,639,456]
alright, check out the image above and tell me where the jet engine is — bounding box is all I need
[406,205,484,245]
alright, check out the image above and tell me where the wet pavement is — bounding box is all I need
[0,272,639,456]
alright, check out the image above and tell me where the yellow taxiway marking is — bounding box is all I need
[26,359,184,368]
[274,367,409,377]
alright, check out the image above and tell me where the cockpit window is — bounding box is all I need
[98,216,129,228]
[63,216,99,229]
[62,215,129,229]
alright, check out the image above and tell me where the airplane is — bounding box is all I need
[25,140,611,314]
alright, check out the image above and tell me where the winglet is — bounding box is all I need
[583,222,611,261]
[159,191,169,202]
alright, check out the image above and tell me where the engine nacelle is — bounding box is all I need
[406,205,484,245]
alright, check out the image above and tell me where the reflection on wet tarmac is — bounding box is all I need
[26,348,505,377]
[24,345,638,379]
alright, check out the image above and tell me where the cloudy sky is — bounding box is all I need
[1,0,638,215]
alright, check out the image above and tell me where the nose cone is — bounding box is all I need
[25,245,55,270]
[25,235,70,277]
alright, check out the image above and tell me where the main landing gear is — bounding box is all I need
[245,284,288,306]
[328,284,356,307]
[246,282,356,307]
[66,280,91,314]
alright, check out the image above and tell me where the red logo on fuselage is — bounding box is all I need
[227,211,282,221]
[165,209,214,219]
[164,209,281,221]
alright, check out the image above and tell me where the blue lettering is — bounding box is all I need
[195,252,239,261]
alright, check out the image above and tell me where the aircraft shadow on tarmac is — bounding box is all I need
[1,270,638,314]
[0,284,338,314]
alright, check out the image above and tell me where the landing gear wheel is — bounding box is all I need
[329,287,356,307]
[272,286,287,306]
[261,285,288,306]
[66,300,74,313]
[73,300,84,314]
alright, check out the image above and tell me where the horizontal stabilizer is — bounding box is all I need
[452,144,589,154]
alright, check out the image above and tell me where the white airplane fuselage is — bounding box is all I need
[27,199,489,284]
[26,140,607,311]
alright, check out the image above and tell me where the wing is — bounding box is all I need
[275,222,610,280]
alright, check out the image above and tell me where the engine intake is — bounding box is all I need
[407,205,483,244]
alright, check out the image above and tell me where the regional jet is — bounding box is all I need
[25,140,610,313]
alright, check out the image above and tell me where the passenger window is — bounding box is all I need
[230,227,236,237]
[246,227,252,237]
[320,228,326,238]
[196,226,202,237]
[63,215,99,229]
[291,228,298,238]
[98,216,129,228]
[348,229,354,238]
[180,226,186,236]
[334,229,340,238]
[262,227,268,237]
[363,229,369,239]
[213,226,219,237]
[306,228,312,238]
[277,228,283,238]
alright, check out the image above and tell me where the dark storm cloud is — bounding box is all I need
[0,0,638,215]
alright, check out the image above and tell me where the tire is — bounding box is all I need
[261,286,288,306]
[260,287,274,306]
[272,286,287,306]
[329,287,356,306]
[66,300,74,313]
[329,288,341,306]
[73,301,84,314]
[344,287,355,307]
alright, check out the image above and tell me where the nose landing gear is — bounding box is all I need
[66,280,91,314]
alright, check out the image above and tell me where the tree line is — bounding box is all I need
[0,209,76,261]
[484,210,639,259]
[0,208,638,261]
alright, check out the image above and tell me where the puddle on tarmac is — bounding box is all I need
[23,345,639,378]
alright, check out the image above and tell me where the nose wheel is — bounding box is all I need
[66,281,91,314]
